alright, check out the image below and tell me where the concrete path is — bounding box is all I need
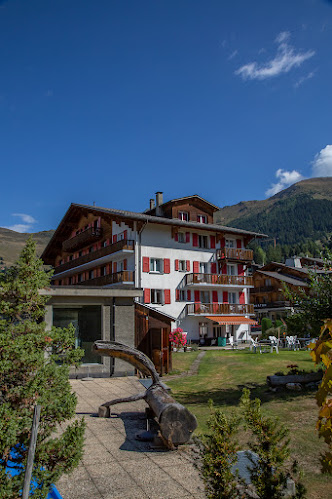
[56,377,206,499]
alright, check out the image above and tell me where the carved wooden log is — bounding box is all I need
[267,372,322,387]
[93,340,197,447]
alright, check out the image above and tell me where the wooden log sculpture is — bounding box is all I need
[93,340,197,447]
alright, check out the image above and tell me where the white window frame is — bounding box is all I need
[198,235,208,248]
[178,260,186,272]
[178,231,186,243]
[201,291,210,303]
[200,262,208,273]
[179,211,189,221]
[150,258,163,273]
[228,292,237,304]
[225,239,235,248]
[179,290,186,301]
[197,214,207,224]
[151,289,163,304]
[227,264,237,276]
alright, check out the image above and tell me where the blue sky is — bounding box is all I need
[1,0,332,232]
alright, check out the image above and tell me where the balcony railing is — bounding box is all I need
[251,285,274,293]
[186,303,254,315]
[254,301,291,309]
[216,248,253,262]
[62,227,103,252]
[186,273,253,286]
[55,239,135,275]
[77,271,134,287]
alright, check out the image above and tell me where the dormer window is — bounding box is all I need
[179,211,189,221]
[197,214,207,224]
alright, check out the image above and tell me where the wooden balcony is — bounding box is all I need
[186,273,253,286]
[186,303,254,315]
[254,301,291,310]
[216,248,253,262]
[62,227,103,252]
[55,239,135,275]
[77,271,134,287]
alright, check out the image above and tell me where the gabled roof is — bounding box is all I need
[256,270,309,287]
[144,194,220,214]
[42,202,267,261]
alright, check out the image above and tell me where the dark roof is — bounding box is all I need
[256,270,309,287]
[74,203,267,237]
[144,194,220,213]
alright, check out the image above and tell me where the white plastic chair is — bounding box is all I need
[268,336,279,353]
[249,337,259,353]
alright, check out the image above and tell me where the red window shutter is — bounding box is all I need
[186,260,190,271]
[175,259,179,271]
[238,264,244,276]
[220,237,225,248]
[222,264,227,275]
[174,233,178,242]
[239,291,245,304]
[123,259,127,270]
[194,290,200,302]
[237,239,242,249]
[113,262,117,273]
[211,262,217,274]
[113,235,117,244]
[212,291,218,303]
[187,290,191,301]
[164,289,171,304]
[193,233,198,247]
[193,261,199,273]
[176,289,180,301]
[210,235,216,249]
[142,256,150,272]
[124,230,127,240]
[164,258,170,273]
[186,232,190,243]
[144,288,150,304]
[223,291,228,303]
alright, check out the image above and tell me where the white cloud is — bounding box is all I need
[228,50,238,60]
[235,32,315,81]
[312,145,332,177]
[6,224,34,233]
[294,71,315,88]
[265,169,305,197]
[12,213,37,224]
[4,213,37,233]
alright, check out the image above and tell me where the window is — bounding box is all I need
[178,260,186,271]
[102,240,108,247]
[197,214,207,224]
[59,259,63,266]
[228,292,237,304]
[69,276,73,285]
[178,232,185,243]
[77,274,83,283]
[198,235,208,248]
[265,279,272,286]
[150,258,163,273]
[69,254,73,261]
[225,239,235,248]
[201,291,210,303]
[89,270,94,280]
[200,262,208,273]
[118,261,124,272]
[227,264,237,276]
[58,279,62,286]
[199,322,208,337]
[101,266,107,276]
[179,211,189,221]
[151,289,163,304]
[78,250,83,257]
[89,246,94,253]
[179,290,186,301]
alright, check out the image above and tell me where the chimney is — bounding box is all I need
[155,191,163,216]
[150,198,155,210]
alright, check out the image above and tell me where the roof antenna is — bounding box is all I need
[93,201,96,206]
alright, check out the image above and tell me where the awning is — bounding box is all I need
[205,316,258,326]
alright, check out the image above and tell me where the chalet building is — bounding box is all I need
[251,261,312,323]
[42,193,265,370]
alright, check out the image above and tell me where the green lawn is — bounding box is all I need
[166,349,330,499]
[169,350,200,374]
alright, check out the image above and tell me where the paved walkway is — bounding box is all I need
[56,377,206,499]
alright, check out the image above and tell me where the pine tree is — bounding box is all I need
[0,238,85,499]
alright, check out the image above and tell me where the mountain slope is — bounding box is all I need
[0,229,54,267]
[215,177,332,245]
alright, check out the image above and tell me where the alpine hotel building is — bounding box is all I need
[42,193,264,369]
